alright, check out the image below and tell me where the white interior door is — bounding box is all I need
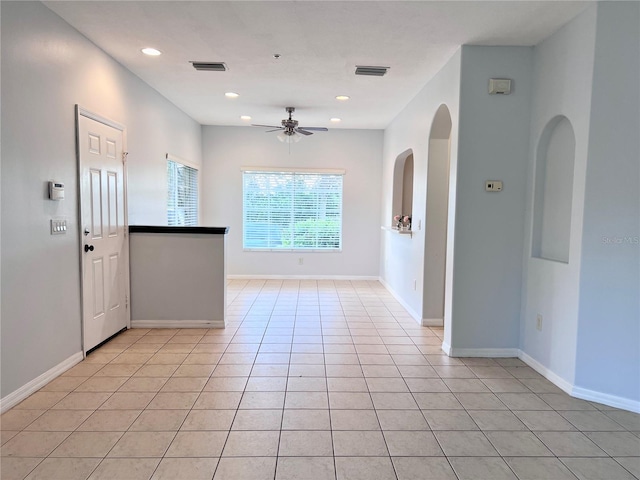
[78,108,129,352]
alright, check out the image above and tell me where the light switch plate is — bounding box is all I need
[51,218,67,235]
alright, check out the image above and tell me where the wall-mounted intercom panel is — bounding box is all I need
[49,181,65,200]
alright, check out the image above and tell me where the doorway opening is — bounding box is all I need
[423,104,452,326]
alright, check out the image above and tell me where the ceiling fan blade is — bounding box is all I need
[295,128,313,136]
[298,126,328,132]
[251,124,282,128]
[266,128,284,133]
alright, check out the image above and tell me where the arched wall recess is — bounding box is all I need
[532,115,576,263]
[423,104,453,325]
[392,148,414,227]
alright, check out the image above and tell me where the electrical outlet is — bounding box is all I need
[536,314,543,331]
[298,257,304,265]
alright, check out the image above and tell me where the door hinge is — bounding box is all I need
[125,294,129,309]
[122,152,129,164]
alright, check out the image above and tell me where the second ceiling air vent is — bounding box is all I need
[191,62,228,72]
[355,65,389,76]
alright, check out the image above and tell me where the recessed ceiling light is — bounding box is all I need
[141,47,161,56]
[225,92,239,98]
[330,118,342,123]
[335,95,350,101]
[240,115,252,121]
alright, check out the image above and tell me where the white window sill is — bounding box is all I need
[381,226,413,237]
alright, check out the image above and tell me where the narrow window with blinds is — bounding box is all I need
[243,170,343,251]
[167,158,198,226]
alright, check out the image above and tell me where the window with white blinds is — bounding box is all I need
[167,157,198,226]
[243,169,343,251]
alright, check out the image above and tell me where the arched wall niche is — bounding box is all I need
[532,115,576,263]
[392,148,414,225]
[423,104,452,325]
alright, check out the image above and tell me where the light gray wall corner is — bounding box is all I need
[452,45,533,350]
[520,4,598,388]
[380,49,462,331]
[574,1,640,404]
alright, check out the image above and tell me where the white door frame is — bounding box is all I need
[75,105,130,356]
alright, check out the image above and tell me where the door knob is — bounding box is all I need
[84,244,94,253]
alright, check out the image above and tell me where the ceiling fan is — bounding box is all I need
[252,107,328,143]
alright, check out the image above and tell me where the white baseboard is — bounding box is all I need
[0,351,83,414]
[518,350,573,395]
[572,386,640,414]
[227,275,380,281]
[441,341,452,355]
[519,350,640,412]
[130,320,225,329]
[450,347,520,358]
[423,318,443,327]
[377,277,421,324]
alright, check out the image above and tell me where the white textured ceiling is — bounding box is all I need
[45,1,589,129]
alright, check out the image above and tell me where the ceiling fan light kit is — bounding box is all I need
[277,131,302,144]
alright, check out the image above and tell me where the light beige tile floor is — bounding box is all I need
[1,279,639,479]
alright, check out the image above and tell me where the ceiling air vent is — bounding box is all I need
[190,62,228,72]
[355,65,389,76]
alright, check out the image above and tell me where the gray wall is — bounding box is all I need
[520,6,597,387]
[1,1,201,397]
[450,46,533,351]
[380,50,462,324]
[130,233,226,324]
[200,126,383,278]
[575,2,640,403]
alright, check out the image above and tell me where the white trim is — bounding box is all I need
[377,277,421,324]
[227,275,379,281]
[77,106,125,132]
[422,318,443,327]
[241,166,346,175]
[450,347,520,358]
[436,346,640,413]
[0,352,83,414]
[166,153,199,171]
[572,386,640,414]
[518,350,574,395]
[518,351,640,412]
[243,249,343,253]
[131,320,225,329]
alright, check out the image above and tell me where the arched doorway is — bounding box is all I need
[423,104,452,326]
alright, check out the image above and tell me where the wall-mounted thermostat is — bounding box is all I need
[485,180,503,192]
[49,181,65,200]
[489,78,511,95]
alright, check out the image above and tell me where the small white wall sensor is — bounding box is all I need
[49,181,65,200]
[489,78,512,95]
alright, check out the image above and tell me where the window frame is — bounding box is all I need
[167,153,200,226]
[241,166,346,252]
